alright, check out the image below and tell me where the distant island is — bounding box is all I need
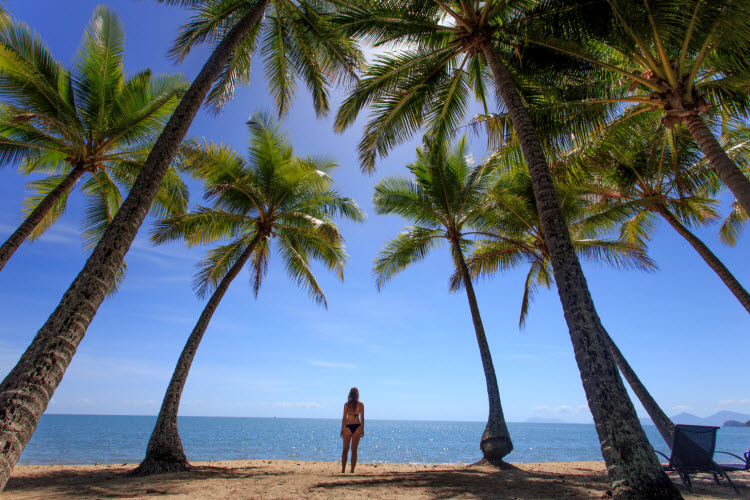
[723,419,750,428]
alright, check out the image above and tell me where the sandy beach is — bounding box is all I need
[4,460,748,499]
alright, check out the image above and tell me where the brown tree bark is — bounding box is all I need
[130,236,260,476]
[480,41,681,499]
[684,113,750,216]
[0,1,270,491]
[602,332,675,447]
[658,206,750,314]
[0,167,85,272]
[452,240,513,465]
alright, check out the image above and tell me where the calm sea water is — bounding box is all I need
[18,415,750,466]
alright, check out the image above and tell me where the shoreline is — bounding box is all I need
[6,459,748,499]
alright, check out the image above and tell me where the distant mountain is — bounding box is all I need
[525,417,567,424]
[671,412,712,425]
[671,411,750,427]
[711,411,750,426]
[524,411,750,427]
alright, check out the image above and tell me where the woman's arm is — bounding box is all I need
[360,403,365,437]
[340,403,347,437]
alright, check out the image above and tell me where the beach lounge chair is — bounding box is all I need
[715,444,750,473]
[655,424,739,494]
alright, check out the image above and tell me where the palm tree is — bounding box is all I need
[132,113,364,476]
[373,136,513,465]
[334,2,678,495]
[0,1,362,489]
[0,8,187,274]
[454,166,678,446]
[577,115,750,314]
[525,0,750,215]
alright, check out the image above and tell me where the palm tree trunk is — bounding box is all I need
[0,1,269,491]
[480,41,681,499]
[452,240,513,465]
[130,236,260,476]
[684,114,750,216]
[658,207,750,314]
[0,167,85,272]
[602,332,675,447]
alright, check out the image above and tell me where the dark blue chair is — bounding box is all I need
[715,444,749,473]
[655,424,739,494]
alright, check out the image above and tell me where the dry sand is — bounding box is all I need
[4,460,749,499]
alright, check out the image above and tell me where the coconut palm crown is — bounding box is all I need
[0,7,188,273]
[159,0,364,116]
[572,114,750,314]
[523,0,750,215]
[373,135,514,465]
[455,167,655,327]
[131,112,364,476]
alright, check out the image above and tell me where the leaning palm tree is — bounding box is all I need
[525,0,750,215]
[374,136,512,465]
[0,1,362,489]
[335,2,678,495]
[577,115,750,314]
[0,8,187,274]
[455,166,678,447]
[132,113,364,476]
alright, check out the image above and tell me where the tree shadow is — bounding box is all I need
[315,466,750,499]
[5,464,290,498]
[314,466,611,499]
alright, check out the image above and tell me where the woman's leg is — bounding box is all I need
[341,429,352,473]
[350,431,362,473]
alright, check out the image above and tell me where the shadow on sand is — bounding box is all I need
[5,462,749,499]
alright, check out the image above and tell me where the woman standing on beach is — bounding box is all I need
[340,387,364,473]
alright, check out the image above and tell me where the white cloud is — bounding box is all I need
[531,404,589,415]
[671,405,693,412]
[718,399,750,407]
[127,237,196,264]
[310,360,356,369]
[274,401,326,408]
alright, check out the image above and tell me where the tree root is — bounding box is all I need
[127,458,194,477]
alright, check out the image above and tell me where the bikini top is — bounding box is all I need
[347,403,360,417]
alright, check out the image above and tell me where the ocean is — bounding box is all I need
[18,414,750,466]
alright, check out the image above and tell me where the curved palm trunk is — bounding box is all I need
[658,207,750,314]
[0,167,85,272]
[452,241,513,465]
[602,332,675,447]
[684,114,750,216]
[480,42,681,498]
[131,237,260,476]
[0,1,270,491]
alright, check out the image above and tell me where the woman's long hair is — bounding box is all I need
[347,387,359,412]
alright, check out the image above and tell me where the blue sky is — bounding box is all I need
[0,0,748,425]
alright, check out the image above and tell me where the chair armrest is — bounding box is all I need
[655,450,670,461]
[714,451,745,463]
